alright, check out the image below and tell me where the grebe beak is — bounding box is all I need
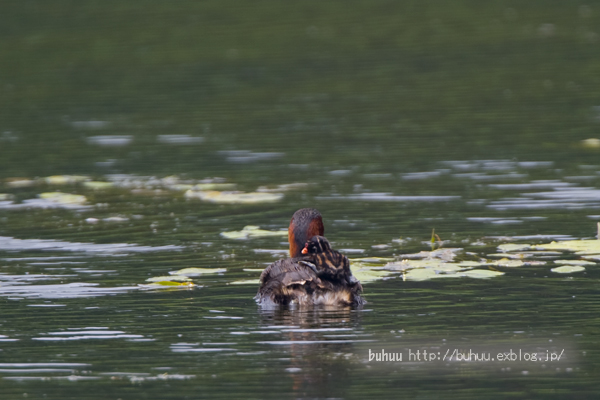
[301,245,309,254]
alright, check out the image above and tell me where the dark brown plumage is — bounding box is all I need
[255,209,364,308]
[301,235,362,290]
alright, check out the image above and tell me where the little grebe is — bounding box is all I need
[301,235,362,290]
[255,208,365,308]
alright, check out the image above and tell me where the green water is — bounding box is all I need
[2,1,600,399]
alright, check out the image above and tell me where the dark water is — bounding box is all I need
[2,1,600,399]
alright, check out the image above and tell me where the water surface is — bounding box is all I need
[2,1,600,399]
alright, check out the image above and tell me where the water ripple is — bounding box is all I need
[0,236,182,253]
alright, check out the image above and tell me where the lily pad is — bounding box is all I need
[492,258,525,268]
[184,190,283,204]
[146,276,191,283]
[582,138,600,149]
[525,251,563,256]
[220,226,288,240]
[400,248,463,261]
[83,181,115,190]
[553,259,596,266]
[44,175,90,185]
[385,259,466,272]
[191,183,237,191]
[487,253,529,259]
[497,243,531,252]
[351,266,394,283]
[404,268,459,281]
[550,265,585,274]
[39,192,87,205]
[581,255,600,261]
[170,267,227,276]
[534,239,600,255]
[460,269,505,279]
[457,260,491,267]
[523,260,547,266]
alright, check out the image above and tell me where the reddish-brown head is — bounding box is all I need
[288,208,324,257]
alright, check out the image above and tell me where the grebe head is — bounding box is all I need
[288,208,324,258]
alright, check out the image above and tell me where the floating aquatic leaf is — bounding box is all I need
[492,258,525,268]
[386,253,506,280]
[581,138,600,149]
[351,266,394,283]
[525,251,563,256]
[418,260,465,272]
[230,279,261,285]
[488,251,562,259]
[534,239,600,255]
[523,260,547,266]
[383,260,413,271]
[220,225,288,240]
[39,192,87,205]
[553,259,596,266]
[400,248,463,261]
[192,183,237,191]
[404,268,458,281]
[146,276,191,283]
[349,260,396,282]
[0,194,13,201]
[185,190,283,204]
[487,253,528,259]
[457,260,490,267]
[83,181,115,190]
[44,175,90,185]
[349,257,395,266]
[170,268,227,276]
[385,259,466,272]
[581,254,600,261]
[550,265,585,274]
[460,269,505,279]
[497,243,531,252]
